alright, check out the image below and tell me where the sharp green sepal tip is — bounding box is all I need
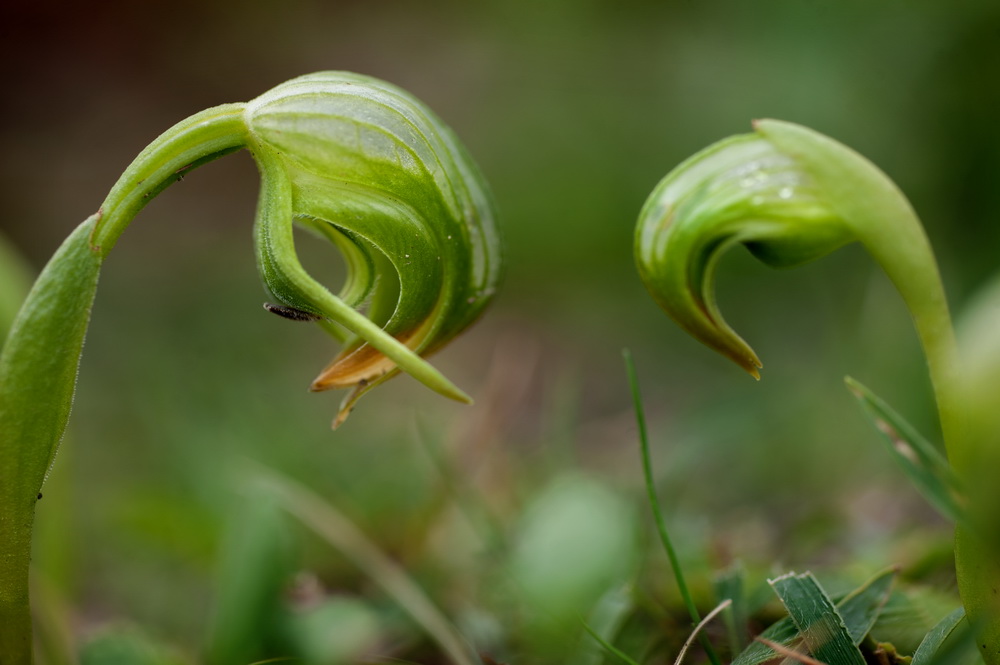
[635,122,850,377]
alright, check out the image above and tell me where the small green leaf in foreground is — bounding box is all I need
[769,572,866,665]
[733,567,896,665]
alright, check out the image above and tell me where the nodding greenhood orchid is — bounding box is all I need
[636,119,1000,663]
[90,71,502,426]
[0,72,500,661]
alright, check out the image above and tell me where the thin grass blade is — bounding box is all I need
[714,563,749,652]
[248,464,479,665]
[833,566,897,643]
[575,585,634,665]
[912,609,969,665]
[846,377,964,523]
[623,348,722,665]
[581,622,642,665]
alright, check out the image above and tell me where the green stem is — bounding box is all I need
[90,104,248,256]
[756,121,965,465]
[758,121,995,660]
[623,350,722,665]
[0,106,247,664]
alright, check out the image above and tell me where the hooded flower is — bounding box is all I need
[88,71,502,425]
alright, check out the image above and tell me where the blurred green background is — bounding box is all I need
[1,0,998,659]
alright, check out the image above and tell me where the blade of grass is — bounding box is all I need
[834,566,897,644]
[733,567,896,665]
[911,608,967,665]
[247,464,480,665]
[714,563,749,652]
[413,416,506,554]
[845,377,964,523]
[581,622,642,665]
[736,569,895,665]
[769,572,866,665]
[622,348,722,665]
[205,495,293,665]
[575,585,634,665]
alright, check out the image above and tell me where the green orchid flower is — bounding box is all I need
[90,71,502,425]
[0,71,501,662]
[635,120,1000,662]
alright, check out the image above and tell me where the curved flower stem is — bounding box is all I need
[89,104,248,256]
[758,121,1000,660]
[0,106,249,663]
[636,120,995,660]
[1,74,498,662]
[754,121,966,470]
[753,122,1000,659]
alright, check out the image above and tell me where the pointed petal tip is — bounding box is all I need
[331,409,350,430]
[430,381,473,405]
[736,350,763,380]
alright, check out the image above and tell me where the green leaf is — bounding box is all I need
[0,216,102,658]
[769,572,866,665]
[846,377,964,523]
[733,568,896,665]
[834,567,897,643]
[912,608,968,665]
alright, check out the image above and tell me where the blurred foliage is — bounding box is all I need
[0,231,32,340]
[1,0,998,659]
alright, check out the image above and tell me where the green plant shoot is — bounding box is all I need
[0,71,501,663]
[634,119,997,663]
